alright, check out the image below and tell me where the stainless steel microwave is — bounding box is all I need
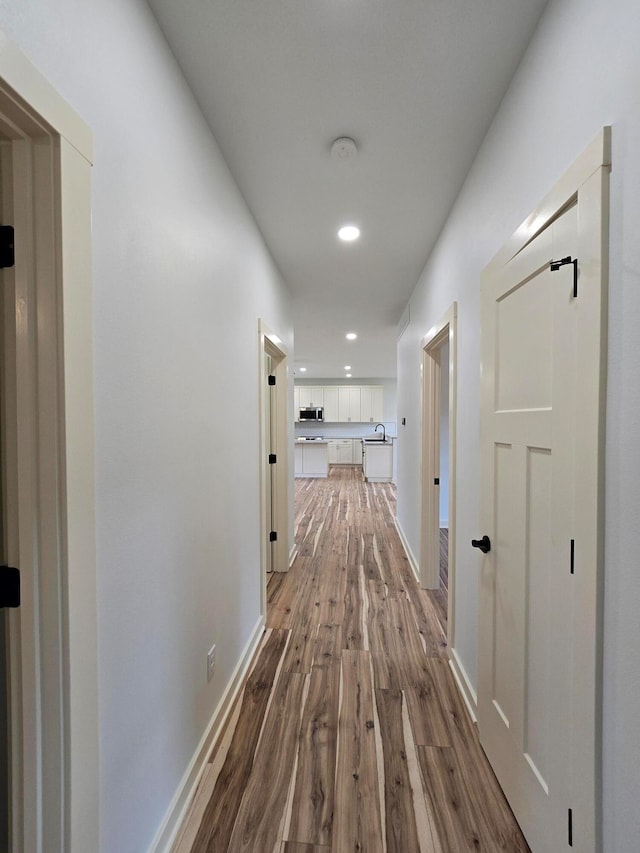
[299,407,324,422]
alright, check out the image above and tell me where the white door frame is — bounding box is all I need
[258,320,290,616]
[0,36,98,852]
[420,303,457,626]
[478,127,610,851]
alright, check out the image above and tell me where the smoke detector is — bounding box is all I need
[330,137,358,161]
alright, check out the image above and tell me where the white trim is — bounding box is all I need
[485,128,610,274]
[149,616,266,853]
[0,31,92,161]
[0,41,98,852]
[393,518,420,585]
[448,649,477,723]
[288,544,298,568]
[419,303,457,593]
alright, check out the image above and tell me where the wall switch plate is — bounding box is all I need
[207,644,216,682]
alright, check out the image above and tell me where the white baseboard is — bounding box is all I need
[289,543,298,568]
[149,615,266,853]
[393,517,420,585]
[449,647,478,724]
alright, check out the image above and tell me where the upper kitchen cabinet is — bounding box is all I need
[360,387,384,423]
[298,386,324,408]
[293,384,385,423]
[323,387,339,422]
[338,387,361,422]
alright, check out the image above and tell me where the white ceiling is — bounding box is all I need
[147,0,549,379]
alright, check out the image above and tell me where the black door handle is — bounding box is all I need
[471,535,491,554]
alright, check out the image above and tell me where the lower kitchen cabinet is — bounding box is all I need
[336,439,354,464]
[362,442,393,482]
[327,438,362,466]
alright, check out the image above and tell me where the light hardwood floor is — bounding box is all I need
[172,466,529,852]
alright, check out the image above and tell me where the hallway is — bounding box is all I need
[172,467,529,852]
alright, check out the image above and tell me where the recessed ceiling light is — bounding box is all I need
[346,332,357,340]
[299,367,307,372]
[338,225,360,242]
[344,365,351,370]
[346,373,352,378]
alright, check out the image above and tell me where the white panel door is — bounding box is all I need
[478,204,579,852]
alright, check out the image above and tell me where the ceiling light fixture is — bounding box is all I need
[346,373,352,378]
[346,332,357,340]
[299,367,307,372]
[344,365,351,370]
[338,225,360,242]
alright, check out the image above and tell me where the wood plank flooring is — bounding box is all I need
[173,466,529,853]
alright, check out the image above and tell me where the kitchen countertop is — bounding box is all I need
[295,435,397,442]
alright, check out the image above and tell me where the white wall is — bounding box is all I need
[396,0,640,848]
[0,2,292,851]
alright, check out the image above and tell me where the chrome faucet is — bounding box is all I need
[374,423,386,441]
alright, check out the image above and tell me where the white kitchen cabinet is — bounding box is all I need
[336,438,354,464]
[295,441,328,477]
[298,386,324,408]
[326,439,363,466]
[293,384,384,423]
[338,387,361,422]
[323,387,339,422]
[362,441,393,482]
[360,387,384,423]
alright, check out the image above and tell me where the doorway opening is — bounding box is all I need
[420,304,457,646]
[258,320,290,618]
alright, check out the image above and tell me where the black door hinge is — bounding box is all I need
[434,477,440,485]
[568,808,573,846]
[268,374,276,386]
[0,225,15,269]
[550,256,578,297]
[0,565,20,608]
[269,531,277,542]
[268,453,277,464]
[570,539,575,575]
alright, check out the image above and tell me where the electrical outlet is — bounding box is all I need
[207,644,216,682]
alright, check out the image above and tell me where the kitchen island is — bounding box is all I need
[294,438,329,478]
